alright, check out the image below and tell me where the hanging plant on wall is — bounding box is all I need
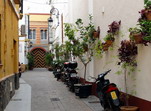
[140,0,151,20]
[133,0,151,44]
[128,27,144,44]
[92,26,100,38]
[138,20,151,42]
[103,21,121,51]
[107,20,121,34]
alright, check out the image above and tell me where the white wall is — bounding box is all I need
[19,38,26,64]
[69,0,151,102]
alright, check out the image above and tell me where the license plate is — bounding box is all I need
[111,91,117,100]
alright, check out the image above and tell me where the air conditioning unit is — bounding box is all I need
[21,25,26,35]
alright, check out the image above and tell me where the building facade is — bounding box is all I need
[0,0,23,110]
[59,0,151,110]
[26,13,50,68]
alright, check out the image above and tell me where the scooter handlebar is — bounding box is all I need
[97,69,111,80]
[104,69,111,75]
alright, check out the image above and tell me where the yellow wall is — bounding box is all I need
[0,0,20,79]
[29,14,50,21]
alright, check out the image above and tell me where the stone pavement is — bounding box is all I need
[5,68,103,111]
[5,79,31,111]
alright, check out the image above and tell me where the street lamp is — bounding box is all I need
[48,17,53,44]
[50,6,59,28]
[48,17,53,26]
[48,6,60,52]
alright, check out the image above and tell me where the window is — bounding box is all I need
[44,30,47,39]
[41,30,43,39]
[28,29,36,39]
[29,29,32,39]
[33,29,36,39]
[41,29,47,39]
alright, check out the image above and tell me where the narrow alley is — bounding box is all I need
[1,0,151,111]
[6,69,103,111]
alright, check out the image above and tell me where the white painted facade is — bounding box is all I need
[65,0,151,102]
[19,0,151,102]
[19,38,26,64]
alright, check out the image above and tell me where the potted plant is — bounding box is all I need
[102,33,114,51]
[107,20,121,34]
[92,26,100,38]
[27,52,34,70]
[45,52,54,71]
[138,20,151,42]
[118,40,138,111]
[104,33,115,46]
[139,0,151,20]
[129,27,143,44]
[72,15,97,98]
[137,0,151,44]
[102,21,121,51]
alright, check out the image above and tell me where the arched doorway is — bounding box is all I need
[31,48,46,68]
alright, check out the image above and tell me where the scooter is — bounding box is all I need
[66,61,79,92]
[95,70,121,111]
[61,62,70,83]
[52,62,63,81]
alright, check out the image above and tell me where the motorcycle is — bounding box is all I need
[52,62,63,81]
[61,62,70,83]
[95,70,121,111]
[66,61,79,92]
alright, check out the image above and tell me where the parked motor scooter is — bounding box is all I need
[61,62,70,83]
[95,70,121,111]
[66,61,79,92]
[52,62,63,81]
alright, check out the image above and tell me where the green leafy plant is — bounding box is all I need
[27,52,34,70]
[54,44,70,62]
[45,53,54,67]
[118,40,138,106]
[94,40,103,57]
[128,27,144,44]
[129,27,142,36]
[102,21,121,51]
[139,20,151,41]
[64,15,99,84]
[132,0,151,45]
[144,0,151,9]
[64,22,80,60]
[103,33,115,41]
[74,15,96,84]
[64,23,77,40]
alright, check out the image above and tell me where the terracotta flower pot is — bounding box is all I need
[120,106,138,111]
[132,33,143,44]
[93,31,99,38]
[106,40,114,46]
[102,43,109,51]
[145,10,151,20]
